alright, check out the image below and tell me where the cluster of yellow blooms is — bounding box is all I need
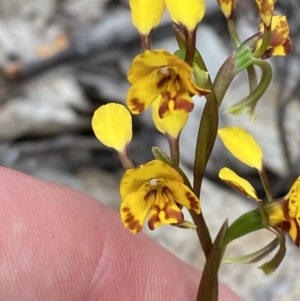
[91,0,298,268]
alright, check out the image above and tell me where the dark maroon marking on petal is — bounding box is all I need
[225,181,254,198]
[280,198,292,220]
[185,191,200,211]
[131,98,145,113]
[294,220,300,247]
[282,38,292,55]
[164,205,183,221]
[174,93,194,112]
[144,189,157,201]
[277,220,291,232]
[124,211,142,232]
[122,207,131,212]
[148,204,161,230]
[158,92,170,118]
[261,48,275,60]
[157,75,171,89]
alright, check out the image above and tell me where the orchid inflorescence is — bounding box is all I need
[91,0,294,300]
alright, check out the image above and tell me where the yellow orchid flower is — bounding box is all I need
[120,159,200,233]
[255,0,275,28]
[219,168,300,247]
[152,96,189,138]
[129,0,165,35]
[255,15,291,59]
[126,49,209,118]
[216,0,236,19]
[92,103,132,152]
[218,127,300,247]
[265,177,300,247]
[218,127,263,171]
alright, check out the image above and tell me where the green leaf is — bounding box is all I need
[196,220,228,301]
[224,209,265,246]
[223,237,279,264]
[259,234,286,275]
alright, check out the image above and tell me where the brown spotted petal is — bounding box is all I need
[120,190,155,234]
[166,181,201,213]
[148,189,184,230]
[256,15,291,59]
[265,176,300,247]
[158,90,194,118]
[255,0,275,27]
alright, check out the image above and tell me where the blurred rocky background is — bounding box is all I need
[0,0,299,300]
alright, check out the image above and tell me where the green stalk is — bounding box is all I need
[213,52,238,106]
[167,135,180,170]
[226,59,272,119]
[227,18,241,47]
[258,166,273,202]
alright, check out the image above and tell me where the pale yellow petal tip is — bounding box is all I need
[218,127,263,170]
[129,0,165,34]
[92,103,132,152]
[217,0,236,18]
[219,167,258,199]
[165,0,205,31]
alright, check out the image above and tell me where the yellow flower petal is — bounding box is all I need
[152,97,189,138]
[265,177,300,247]
[128,50,191,84]
[287,220,300,247]
[120,159,183,199]
[179,69,210,96]
[127,72,165,114]
[165,0,205,31]
[166,181,201,213]
[121,190,154,233]
[129,0,165,35]
[255,0,275,27]
[216,0,236,18]
[218,127,263,170]
[92,103,132,152]
[219,167,258,200]
[148,196,183,230]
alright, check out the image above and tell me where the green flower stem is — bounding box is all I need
[246,64,258,93]
[196,220,228,301]
[223,209,264,246]
[259,231,286,275]
[139,34,151,51]
[174,24,219,301]
[226,59,272,119]
[227,19,258,94]
[223,237,279,264]
[152,146,192,188]
[253,24,271,58]
[185,28,197,66]
[213,52,238,106]
[227,18,241,48]
[118,148,134,170]
[258,166,273,202]
[167,135,180,170]
[174,24,214,254]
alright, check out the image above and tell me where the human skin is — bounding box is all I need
[0,167,242,301]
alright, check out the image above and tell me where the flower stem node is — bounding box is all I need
[120,159,200,233]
